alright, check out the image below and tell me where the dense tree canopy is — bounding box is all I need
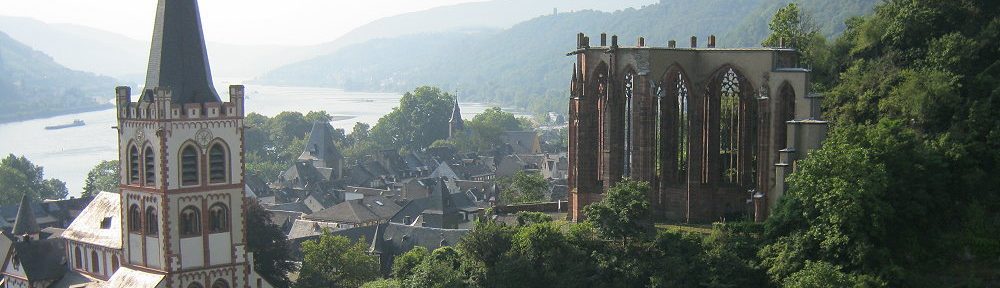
[246,201,297,288]
[82,160,118,198]
[498,171,547,205]
[0,154,67,205]
[297,233,380,288]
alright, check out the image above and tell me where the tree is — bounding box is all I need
[82,160,118,198]
[0,154,67,205]
[499,171,547,204]
[762,3,833,88]
[297,233,380,288]
[584,179,652,244]
[246,201,297,288]
[369,86,456,150]
[402,247,468,288]
[392,246,429,279]
[783,261,885,288]
[466,107,528,151]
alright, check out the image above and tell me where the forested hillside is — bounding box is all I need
[0,31,114,123]
[257,0,878,115]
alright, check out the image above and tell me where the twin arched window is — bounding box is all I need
[180,206,201,237]
[181,146,200,186]
[145,207,159,235]
[209,203,229,233]
[128,145,157,186]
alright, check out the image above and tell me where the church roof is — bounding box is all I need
[304,196,402,225]
[139,0,221,104]
[449,100,464,128]
[299,122,344,169]
[11,195,39,236]
[61,192,122,249]
[9,237,66,281]
[105,266,165,288]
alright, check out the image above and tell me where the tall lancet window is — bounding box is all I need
[129,146,140,185]
[676,73,689,180]
[209,143,227,184]
[622,72,635,176]
[209,203,229,233]
[181,146,199,186]
[145,207,158,236]
[720,68,741,184]
[144,147,155,186]
[128,204,141,233]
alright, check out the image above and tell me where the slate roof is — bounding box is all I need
[287,219,344,241]
[449,99,464,130]
[378,222,468,255]
[267,210,302,235]
[246,174,272,198]
[264,201,312,215]
[304,196,402,225]
[504,131,542,155]
[61,192,123,249]
[449,160,494,180]
[12,195,39,235]
[0,233,11,270]
[299,122,344,169]
[10,237,67,281]
[105,266,165,288]
[138,0,221,104]
[430,162,459,180]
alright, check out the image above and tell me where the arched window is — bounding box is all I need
[128,204,141,233]
[74,247,83,269]
[188,282,204,288]
[209,203,229,233]
[144,146,156,186]
[181,145,199,186]
[719,68,741,184]
[209,143,227,184]
[180,206,201,237]
[129,145,140,184]
[91,250,101,274]
[675,73,690,181]
[622,72,635,176]
[145,207,159,236]
[111,255,119,273]
[212,279,230,288]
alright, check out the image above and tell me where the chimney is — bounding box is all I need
[708,35,716,48]
[611,35,618,48]
[600,33,607,46]
[577,33,584,48]
[668,40,676,48]
[690,36,697,48]
[637,37,645,47]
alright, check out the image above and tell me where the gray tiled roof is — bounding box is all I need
[12,195,39,235]
[10,237,67,281]
[61,192,122,249]
[299,122,344,169]
[304,196,401,224]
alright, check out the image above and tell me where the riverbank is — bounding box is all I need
[0,103,114,124]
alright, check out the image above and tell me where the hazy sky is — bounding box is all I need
[0,0,487,46]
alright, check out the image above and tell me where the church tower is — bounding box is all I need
[115,0,252,287]
[448,99,465,139]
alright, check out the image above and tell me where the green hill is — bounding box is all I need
[257,0,878,115]
[0,31,115,123]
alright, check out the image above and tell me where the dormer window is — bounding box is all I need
[100,217,112,229]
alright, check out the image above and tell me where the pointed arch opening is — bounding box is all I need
[657,65,693,186]
[74,247,83,269]
[622,70,636,177]
[776,82,796,151]
[212,279,230,288]
[709,66,757,187]
[145,206,159,236]
[144,146,156,186]
[180,145,200,186]
[90,250,101,274]
[128,145,140,185]
[209,142,228,184]
[128,204,141,233]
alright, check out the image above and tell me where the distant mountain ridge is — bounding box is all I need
[256,0,879,114]
[0,31,115,123]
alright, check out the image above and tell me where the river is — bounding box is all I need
[0,84,517,197]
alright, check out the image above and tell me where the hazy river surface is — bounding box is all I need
[0,84,516,197]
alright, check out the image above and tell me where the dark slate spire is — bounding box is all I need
[449,99,464,128]
[12,195,39,236]
[139,0,221,104]
[299,122,344,168]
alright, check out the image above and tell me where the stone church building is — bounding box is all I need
[2,0,273,287]
[567,34,828,223]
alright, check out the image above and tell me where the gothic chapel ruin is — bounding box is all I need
[567,34,828,223]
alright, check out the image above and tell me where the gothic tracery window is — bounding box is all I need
[129,145,140,185]
[623,72,635,176]
[181,145,199,186]
[720,68,741,184]
[180,206,201,237]
[209,203,229,233]
[209,143,227,184]
[676,73,689,180]
[144,146,155,186]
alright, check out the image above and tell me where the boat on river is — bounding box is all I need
[44,119,85,130]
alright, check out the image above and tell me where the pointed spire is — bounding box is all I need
[139,0,221,104]
[299,121,343,168]
[11,195,39,236]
